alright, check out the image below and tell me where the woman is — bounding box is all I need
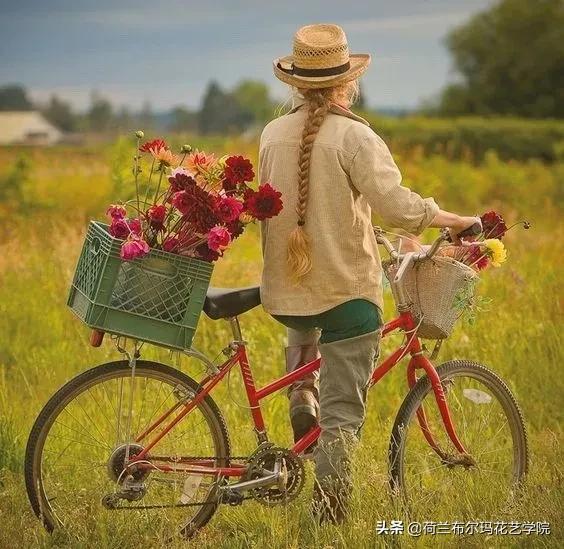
[259,24,478,522]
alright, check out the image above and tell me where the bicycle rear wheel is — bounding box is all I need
[25,360,230,540]
[389,360,528,513]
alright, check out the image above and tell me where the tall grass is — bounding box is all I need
[0,140,562,547]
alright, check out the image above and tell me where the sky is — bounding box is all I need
[0,0,494,111]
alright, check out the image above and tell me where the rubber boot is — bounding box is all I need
[285,344,320,443]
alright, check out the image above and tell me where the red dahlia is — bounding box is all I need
[481,211,507,239]
[244,183,283,220]
[147,204,167,230]
[172,186,219,233]
[168,172,197,194]
[139,139,166,153]
[466,244,489,270]
[224,156,255,186]
[195,242,220,263]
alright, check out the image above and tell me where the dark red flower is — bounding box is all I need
[139,138,166,153]
[215,196,244,222]
[168,172,198,194]
[162,234,179,253]
[109,217,141,239]
[128,218,142,236]
[481,211,507,239]
[466,244,489,270]
[172,186,219,233]
[227,220,245,240]
[244,183,283,220]
[147,204,167,230]
[224,156,255,185]
[195,242,220,263]
[109,218,129,239]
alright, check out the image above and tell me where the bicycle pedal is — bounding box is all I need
[221,488,244,506]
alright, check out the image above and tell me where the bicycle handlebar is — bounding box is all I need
[374,219,483,262]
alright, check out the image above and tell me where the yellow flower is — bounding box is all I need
[239,212,255,224]
[483,238,507,267]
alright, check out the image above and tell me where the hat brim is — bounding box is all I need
[273,53,371,89]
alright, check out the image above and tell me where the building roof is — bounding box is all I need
[0,111,62,144]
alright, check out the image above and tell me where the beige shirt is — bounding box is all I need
[259,99,439,316]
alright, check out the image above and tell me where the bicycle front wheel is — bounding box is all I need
[389,360,528,513]
[25,360,230,540]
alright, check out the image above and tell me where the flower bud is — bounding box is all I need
[135,130,145,139]
[180,144,192,154]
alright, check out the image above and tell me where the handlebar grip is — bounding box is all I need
[445,221,482,243]
[457,222,482,239]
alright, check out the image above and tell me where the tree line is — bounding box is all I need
[0,80,278,135]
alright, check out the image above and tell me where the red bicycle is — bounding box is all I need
[25,227,528,539]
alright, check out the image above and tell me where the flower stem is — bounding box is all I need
[134,137,141,212]
[153,169,164,205]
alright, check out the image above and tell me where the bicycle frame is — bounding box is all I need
[130,310,469,477]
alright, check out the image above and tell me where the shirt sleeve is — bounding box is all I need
[349,133,440,235]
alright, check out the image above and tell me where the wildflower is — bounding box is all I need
[207,225,231,252]
[223,155,255,186]
[139,139,166,153]
[106,204,127,220]
[244,183,283,220]
[216,196,244,223]
[147,204,167,230]
[483,239,507,267]
[120,236,150,260]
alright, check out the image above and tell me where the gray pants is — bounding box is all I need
[287,327,381,482]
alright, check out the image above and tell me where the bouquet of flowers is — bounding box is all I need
[106,131,283,262]
[439,211,529,270]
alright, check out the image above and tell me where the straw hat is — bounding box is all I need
[273,24,371,89]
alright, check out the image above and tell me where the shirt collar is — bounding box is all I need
[287,96,370,126]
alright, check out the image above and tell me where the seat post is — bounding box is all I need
[229,316,243,342]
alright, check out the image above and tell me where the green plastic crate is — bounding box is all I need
[67,221,214,350]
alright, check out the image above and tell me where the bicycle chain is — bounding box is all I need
[108,455,253,510]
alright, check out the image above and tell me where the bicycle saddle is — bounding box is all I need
[203,286,261,320]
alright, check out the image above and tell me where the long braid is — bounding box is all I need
[287,89,331,281]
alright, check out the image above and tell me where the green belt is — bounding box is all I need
[273,299,382,344]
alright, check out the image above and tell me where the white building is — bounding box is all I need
[0,111,62,145]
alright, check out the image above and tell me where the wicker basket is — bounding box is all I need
[383,256,478,339]
[67,221,214,350]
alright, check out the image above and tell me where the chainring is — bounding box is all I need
[243,445,305,506]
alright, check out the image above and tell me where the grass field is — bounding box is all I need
[0,137,562,548]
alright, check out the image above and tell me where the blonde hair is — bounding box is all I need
[287,79,359,282]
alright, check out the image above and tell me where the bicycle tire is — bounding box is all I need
[388,360,528,502]
[25,360,231,539]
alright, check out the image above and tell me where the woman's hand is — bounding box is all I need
[430,211,482,244]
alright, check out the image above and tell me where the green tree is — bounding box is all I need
[232,80,274,124]
[87,92,113,132]
[0,84,33,111]
[170,106,197,133]
[439,0,564,117]
[198,81,253,134]
[42,95,76,132]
